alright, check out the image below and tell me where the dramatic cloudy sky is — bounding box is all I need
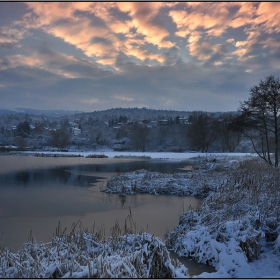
[1,2,280,112]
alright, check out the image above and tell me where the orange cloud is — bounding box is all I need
[0,55,40,70]
[0,27,26,47]
[25,2,74,25]
[123,47,165,64]
[255,2,280,33]
[169,3,237,38]
[16,2,280,68]
[117,2,174,49]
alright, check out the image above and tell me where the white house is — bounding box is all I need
[72,127,81,136]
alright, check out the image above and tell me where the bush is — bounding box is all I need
[85,154,108,158]
[165,159,280,277]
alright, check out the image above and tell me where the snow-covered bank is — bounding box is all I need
[166,158,280,278]
[14,150,256,160]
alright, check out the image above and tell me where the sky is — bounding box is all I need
[0,2,280,112]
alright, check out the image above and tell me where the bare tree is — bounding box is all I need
[230,75,280,166]
[187,112,217,152]
[48,129,70,149]
[216,113,242,152]
[129,123,150,152]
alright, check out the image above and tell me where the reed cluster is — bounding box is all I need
[104,167,229,198]
[0,210,188,278]
[165,158,280,276]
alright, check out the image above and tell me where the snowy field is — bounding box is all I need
[19,150,256,160]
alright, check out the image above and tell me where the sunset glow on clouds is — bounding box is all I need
[1,2,280,112]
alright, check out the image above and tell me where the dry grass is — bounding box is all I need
[0,209,188,278]
[166,158,280,263]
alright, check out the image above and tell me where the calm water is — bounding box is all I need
[0,156,215,275]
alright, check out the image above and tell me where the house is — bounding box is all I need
[179,117,188,125]
[142,119,150,124]
[72,127,81,136]
[158,119,168,126]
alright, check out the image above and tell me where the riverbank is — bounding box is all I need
[7,149,256,160]
[1,153,279,277]
[100,155,280,277]
[165,158,280,278]
[0,216,188,278]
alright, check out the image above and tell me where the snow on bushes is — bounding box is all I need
[103,167,229,198]
[0,233,188,278]
[0,218,188,278]
[165,158,280,277]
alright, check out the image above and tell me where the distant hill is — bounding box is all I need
[73,107,193,121]
[72,107,237,121]
[0,107,237,119]
[14,108,84,117]
[0,109,18,115]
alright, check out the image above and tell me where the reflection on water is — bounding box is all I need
[169,251,216,276]
[0,156,214,275]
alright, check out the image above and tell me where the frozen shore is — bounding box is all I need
[1,152,279,278]
[10,149,256,160]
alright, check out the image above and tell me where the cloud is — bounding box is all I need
[169,2,236,37]
[0,45,112,81]
[0,27,26,48]
[19,2,180,68]
[114,95,135,102]
[1,2,280,112]
[0,55,40,70]
[117,2,173,48]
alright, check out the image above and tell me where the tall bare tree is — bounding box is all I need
[216,113,242,152]
[187,112,217,152]
[129,123,150,152]
[230,75,280,167]
[48,129,70,149]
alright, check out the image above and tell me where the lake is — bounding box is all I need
[0,155,215,275]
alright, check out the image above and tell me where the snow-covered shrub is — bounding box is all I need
[0,227,188,278]
[166,158,280,277]
[103,167,228,197]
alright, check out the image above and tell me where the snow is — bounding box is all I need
[0,232,188,278]
[19,150,257,160]
[166,158,280,278]
[103,168,226,197]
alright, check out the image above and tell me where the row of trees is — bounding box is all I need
[4,111,246,153]
[2,75,280,167]
[112,112,243,153]
[187,112,241,153]
[114,74,280,169]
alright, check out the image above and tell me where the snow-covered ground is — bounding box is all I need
[18,150,256,160]
[165,158,280,278]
